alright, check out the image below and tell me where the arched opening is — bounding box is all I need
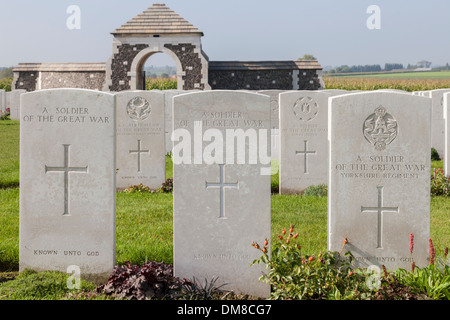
[141,52,178,90]
[131,47,184,91]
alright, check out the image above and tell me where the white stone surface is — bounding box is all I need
[172,90,271,298]
[319,89,349,94]
[257,90,285,130]
[0,89,5,113]
[257,90,288,159]
[328,91,431,270]
[19,89,116,283]
[445,92,450,175]
[279,91,331,194]
[115,90,166,190]
[8,89,26,120]
[430,89,450,158]
[163,90,184,154]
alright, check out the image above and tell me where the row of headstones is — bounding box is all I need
[5,87,449,165]
[0,89,27,120]
[18,88,439,298]
[279,88,450,193]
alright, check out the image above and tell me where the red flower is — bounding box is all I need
[409,233,414,254]
[429,238,436,265]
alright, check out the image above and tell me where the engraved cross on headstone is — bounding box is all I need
[45,144,88,216]
[296,140,316,174]
[129,139,150,172]
[205,164,239,219]
[361,186,399,249]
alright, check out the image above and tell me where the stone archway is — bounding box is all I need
[103,4,210,92]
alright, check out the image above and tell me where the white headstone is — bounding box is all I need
[163,90,184,154]
[257,90,287,159]
[319,89,349,94]
[9,89,26,120]
[172,91,271,298]
[430,89,450,159]
[377,89,410,94]
[279,91,331,194]
[115,90,166,190]
[328,91,431,270]
[19,89,116,283]
[0,89,5,114]
[445,92,450,175]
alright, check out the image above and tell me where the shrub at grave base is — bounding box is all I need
[123,183,153,193]
[0,109,10,121]
[97,261,186,300]
[431,168,450,197]
[396,264,450,300]
[253,227,450,300]
[395,238,450,300]
[303,184,328,197]
[181,276,230,300]
[252,225,365,300]
[160,178,173,193]
[123,178,173,194]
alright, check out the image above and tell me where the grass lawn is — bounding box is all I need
[0,120,448,273]
[0,120,20,189]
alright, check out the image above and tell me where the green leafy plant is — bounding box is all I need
[303,184,328,197]
[371,265,422,300]
[396,237,450,300]
[431,168,450,196]
[181,276,229,300]
[252,226,363,300]
[431,148,441,161]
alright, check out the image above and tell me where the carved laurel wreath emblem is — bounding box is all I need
[363,106,398,151]
[127,97,151,121]
[293,96,319,121]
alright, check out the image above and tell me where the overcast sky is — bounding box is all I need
[1,0,449,68]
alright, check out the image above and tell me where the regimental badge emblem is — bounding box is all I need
[363,106,398,151]
[127,97,151,121]
[293,97,319,121]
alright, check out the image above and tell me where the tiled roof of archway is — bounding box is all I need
[111,3,203,36]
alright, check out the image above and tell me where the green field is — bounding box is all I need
[328,70,450,80]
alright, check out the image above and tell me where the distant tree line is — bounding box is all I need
[0,67,13,80]
[327,63,404,74]
[144,65,176,79]
[325,60,446,74]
